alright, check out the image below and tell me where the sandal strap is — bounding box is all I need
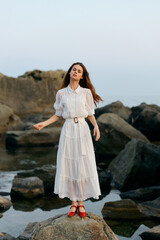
[70,205,77,209]
[78,205,85,208]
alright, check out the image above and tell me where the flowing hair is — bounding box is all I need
[60,62,103,106]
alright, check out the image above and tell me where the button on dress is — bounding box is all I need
[53,84,101,201]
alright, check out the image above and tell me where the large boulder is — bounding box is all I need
[0,196,12,210]
[120,186,160,202]
[11,176,44,199]
[0,103,21,133]
[129,102,160,124]
[0,70,65,117]
[139,197,160,218]
[17,212,118,240]
[95,113,149,159]
[5,127,61,148]
[15,165,56,196]
[140,225,160,240]
[95,101,131,121]
[129,103,160,141]
[102,199,148,220]
[108,139,160,191]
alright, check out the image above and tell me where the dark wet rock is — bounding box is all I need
[120,186,160,202]
[5,127,61,148]
[0,103,21,133]
[0,196,12,210]
[133,108,160,141]
[95,101,131,121]
[129,102,160,124]
[0,232,16,240]
[95,113,149,160]
[0,70,65,117]
[11,176,44,199]
[15,165,56,196]
[129,103,160,141]
[139,197,160,219]
[17,212,118,240]
[140,225,160,240]
[108,139,160,191]
[0,213,2,218]
[102,199,148,220]
[97,168,111,193]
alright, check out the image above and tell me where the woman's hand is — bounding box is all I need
[33,122,45,131]
[93,124,100,141]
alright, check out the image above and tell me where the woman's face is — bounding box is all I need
[69,64,83,82]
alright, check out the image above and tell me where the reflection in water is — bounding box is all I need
[12,195,71,212]
[0,146,57,171]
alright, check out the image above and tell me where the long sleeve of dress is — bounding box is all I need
[85,89,95,116]
[53,90,63,117]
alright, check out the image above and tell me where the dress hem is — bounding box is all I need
[54,192,101,201]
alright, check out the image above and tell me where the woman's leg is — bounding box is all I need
[78,201,85,212]
[68,201,77,213]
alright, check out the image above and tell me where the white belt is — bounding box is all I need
[65,117,86,156]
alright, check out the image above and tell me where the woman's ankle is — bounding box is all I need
[78,201,83,206]
[72,201,77,206]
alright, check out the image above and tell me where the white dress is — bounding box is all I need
[53,84,101,201]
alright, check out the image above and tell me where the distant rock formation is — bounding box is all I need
[0,69,65,117]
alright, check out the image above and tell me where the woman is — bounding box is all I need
[34,62,103,218]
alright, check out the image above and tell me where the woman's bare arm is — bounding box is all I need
[33,114,61,130]
[87,115,100,141]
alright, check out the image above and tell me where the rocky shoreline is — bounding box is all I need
[1,70,160,239]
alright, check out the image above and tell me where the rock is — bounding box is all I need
[133,108,160,141]
[95,113,149,159]
[129,103,160,141]
[140,225,160,240]
[0,196,12,210]
[102,199,148,220]
[97,169,111,193]
[0,232,16,240]
[0,73,5,78]
[0,103,21,133]
[17,212,118,240]
[95,101,131,121]
[120,186,160,202]
[15,165,56,196]
[129,102,160,124]
[0,69,65,117]
[108,139,160,191]
[11,176,44,199]
[5,127,61,148]
[0,213,2,218]
[139,197,160,218]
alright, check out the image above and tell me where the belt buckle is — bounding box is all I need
[74,117,78,123]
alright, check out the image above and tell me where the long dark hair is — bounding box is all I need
[60,62,103,106]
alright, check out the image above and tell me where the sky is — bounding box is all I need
[0,0,160,107]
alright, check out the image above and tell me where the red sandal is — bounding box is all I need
[78,205,86,218]
[68,205,78,217]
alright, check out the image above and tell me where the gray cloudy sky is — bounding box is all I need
[0,0,160,106]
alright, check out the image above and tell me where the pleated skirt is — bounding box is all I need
[54,118,101,201]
